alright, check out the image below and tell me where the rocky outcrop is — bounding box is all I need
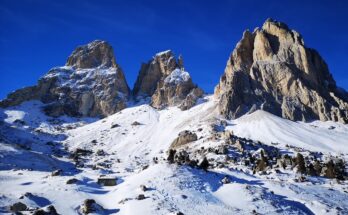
[215,18,348,123]
[66,40,117,69]
[0,40,130,117]
[133,50,203,110]
[170,130,198,149]
[80,199,104,214]
[10,202,27,212]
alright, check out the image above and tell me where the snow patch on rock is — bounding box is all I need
[164,68,191,84]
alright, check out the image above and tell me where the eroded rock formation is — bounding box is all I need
[215,18,348,123]
[133,50,203,110]
[0,40,130,117]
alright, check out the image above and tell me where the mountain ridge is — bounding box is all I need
[1,18,348,123]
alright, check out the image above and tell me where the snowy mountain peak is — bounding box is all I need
[155,49,172,57]
[0,40,130,117]
[66,40,117,69]
[133,51,203,110]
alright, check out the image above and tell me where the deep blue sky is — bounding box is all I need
[1,0,348,99]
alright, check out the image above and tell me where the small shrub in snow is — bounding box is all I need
[136,194,146,200]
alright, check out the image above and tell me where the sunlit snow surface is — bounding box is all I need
[0,96,348,214]
[164,68,191,84]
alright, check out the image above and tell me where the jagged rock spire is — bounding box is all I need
[215,18,348,123]
[133,50,203,110]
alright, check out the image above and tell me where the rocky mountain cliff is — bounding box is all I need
[0,40,130,117]
[133,50,203,110]
[0,43,203,117]
[215,18,348,123]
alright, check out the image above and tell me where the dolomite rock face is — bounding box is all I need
[66,40,117,69]
[215,18,348,123]
[133,50,203,110]
[0,40,130,117]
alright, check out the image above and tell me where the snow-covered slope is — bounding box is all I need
[0,96,348,214]
[229,110,348,154]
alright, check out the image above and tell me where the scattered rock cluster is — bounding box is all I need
[167,124,347,180]
[276,153,346,179]
[70,148,93,167]
[9,202,59,215]
[32,205,59,215]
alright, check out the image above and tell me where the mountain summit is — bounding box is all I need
[215,18,348,123]
[0,40,130,117]
[133,50,203,110]
[0,43,203,117]
[66,40,118,69]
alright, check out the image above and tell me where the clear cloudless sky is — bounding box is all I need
[1,0,348,99]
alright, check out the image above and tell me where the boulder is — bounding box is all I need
[136,194,146,200]
[254,150,268,172]
[81,199,104,214]
[32,205,59,215]
[198,157,209,171]
[111,123,120,128]
[131,121,142,126]
[66,178,78,184]
[140,185,148,191]
[321,159,346,179]
[221,176,231,184]
[170,130,198,149]
[96,149,106,156]
[97,176,117,186]
[167,149,176,164]
[234,140,245,152]
[10,202,27,212]
[51,169,62,176]
[294,153,306,174]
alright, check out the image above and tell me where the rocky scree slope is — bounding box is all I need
[133,50,204,110]
[215,18,348,123]
[0,40,130,118]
